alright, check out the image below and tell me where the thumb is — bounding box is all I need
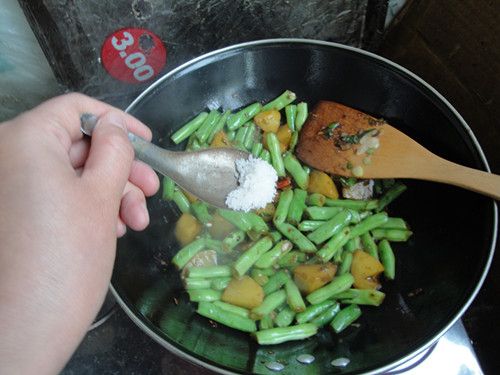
[82,112,134,202]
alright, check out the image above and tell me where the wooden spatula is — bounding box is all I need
[295,101,500,200]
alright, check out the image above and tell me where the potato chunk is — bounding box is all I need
[221,276,264,309]
[175,213,202,246]
[254,109,281,133]
[208,213,235,239]
[293,263,337,294]
[307,170,339,199]
[351,250,385,289]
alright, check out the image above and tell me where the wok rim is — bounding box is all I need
[110,38,498,374]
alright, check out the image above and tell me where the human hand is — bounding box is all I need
[0,93,159,374]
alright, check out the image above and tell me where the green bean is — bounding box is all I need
[161,176,176,201]
[259,149,271,163]
[251,269,269,286]
[262,90,297,111]
[246,230,262,242]
[188,265,232,279]
[277,251,307,268]
[269,231,282,243]
[295,102,308,131]
[171,112,209,144]
[285,279,306,312]
[188,289,222,302]
[376,183,407,212]
[191,201,212,224]
[348,212,388,239]
[307,210,352,245]
[260,314,275,330]
[251,290,287,319]
[233,237,274,276]
[378,239,395,280]
[244,212,269,233]
[195,110,221,143]
[295,300,336,324]
[211,277,232,291]
[172,238,206,269]
[371,228,413,242]
[305,206,343,220]
[227,102,262,130]
[172,189,191,213]
[344,236,361,252]
[283,152,309,189]
[234,123,250,149]
[361,232,379,260]
[285,104,297,131]
[217,209,252,231]
[251,142,263,157]
[263,271,289,295]
[253,323,317,345]
[287,189,307,226]
[207,110,231,143]
[336,289,385,306]
[273,189,294,225]
[267,133,286,177]
[289,131,299,152]
[255,240,293,269]
[205,238,222,252]
[197,302,256,332]
[298,220,324,232]
[306,274,355,305]
[222,230,246,252]
[317,227,351,262]
[186,134,202,151]
[330,304,361,333]
[325,198,379,211]
[338,251,353,275]
[379,217,408,230]
[243,123,256,150]
[310,303,341,327]
[185,278,211,290]
[275,306,296,327]
[275,222,317,253]
[213,301,250,318]
[306,193,326,207]
[227,129,236,141]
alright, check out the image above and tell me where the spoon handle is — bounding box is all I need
[80,113,175,177]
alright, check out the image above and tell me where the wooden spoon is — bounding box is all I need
[295,101,500,200]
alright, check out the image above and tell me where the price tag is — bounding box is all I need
[101,28,166,83]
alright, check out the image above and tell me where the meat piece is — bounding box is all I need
[342,180,374,200]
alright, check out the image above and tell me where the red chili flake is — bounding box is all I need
[277,177,292,190]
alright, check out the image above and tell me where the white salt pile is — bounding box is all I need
[226,156,278,212]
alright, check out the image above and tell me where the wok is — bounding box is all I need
[110,39,497,374]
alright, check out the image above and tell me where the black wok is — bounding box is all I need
[111,39,497,374]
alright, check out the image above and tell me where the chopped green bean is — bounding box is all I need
[251,290,287,319]
[172,189,191,213]
[275,306,295,327]
[162,176,176,201]
[317,227,351,262]
[243,123,256,150]
[253,323,317,345]
[195,110,221,143]
[188,265,232,279]
[298,220,325,232]
[268,231,282,243]
[207,110,231,143]
[259,149,271,163]
[186,135,202,151]
[310,302,340,327]
[378,239,395,280]
[227,129,236,141]
[227,102,262,130]
[325,198,378,211]
[234,123,250,149]
[255,240,293,269]
[185,278,211,290]
[361,232,379,260]
[338,252,353,275]
[273,189,294,225]
[283,153,309,189]
[263,90,297,111]
[285,104,297,131]
[306,193,326,207]
[211,277,232,291]
[251,142,263,157]
[263,271,289,295]
[289,131,299,152]
[348,212,388,239]
[306,274,355,305]
[275,222,317,253]
[330,304,361,333]
[336,289,385,306]
[295,300,336,324]
[222,230,246,252]
[344,236,361,252]
[172,238,206,269]
[205,238,222,252]
[376,183,407,212]
[267,132,286,177]
[260,314,275,330]
[287,189,307,226]
[379,217,408,230]
[307,210,352,245]
[244,212,269,233]
[295,102,308,131]
[171,112,208,144]
[217,208,252,231]
[213,301,250,318]
[277,251,307,268]
[285,279,306,312]
[251,269,270,286]
[188,289,222,302]
[191,201,212,224]
[233,237,274,276]
[305,206,343,220]
[197,302,256,332]
[371,228,413,242]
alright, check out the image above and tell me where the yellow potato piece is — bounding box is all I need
[221,276,264,309]
[351,250,385,290]
[307,170,339,199]
[262,132,287,153]
[254,109,281,133]
[174,213,202,247]
[210,131,231,148]
[276,125,292,151]
[293,263,337,294]
[208,213,235,240]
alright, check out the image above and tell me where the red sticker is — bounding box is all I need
[101,28,166,84]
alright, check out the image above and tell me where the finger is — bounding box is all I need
[69,138,90,169]
[82,112,134,202]
[119,182,150,231]
[129,160,160,197]
[117,219,127,238]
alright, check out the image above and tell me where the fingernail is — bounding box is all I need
[142,201,150,224]
[104,112,127,131]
